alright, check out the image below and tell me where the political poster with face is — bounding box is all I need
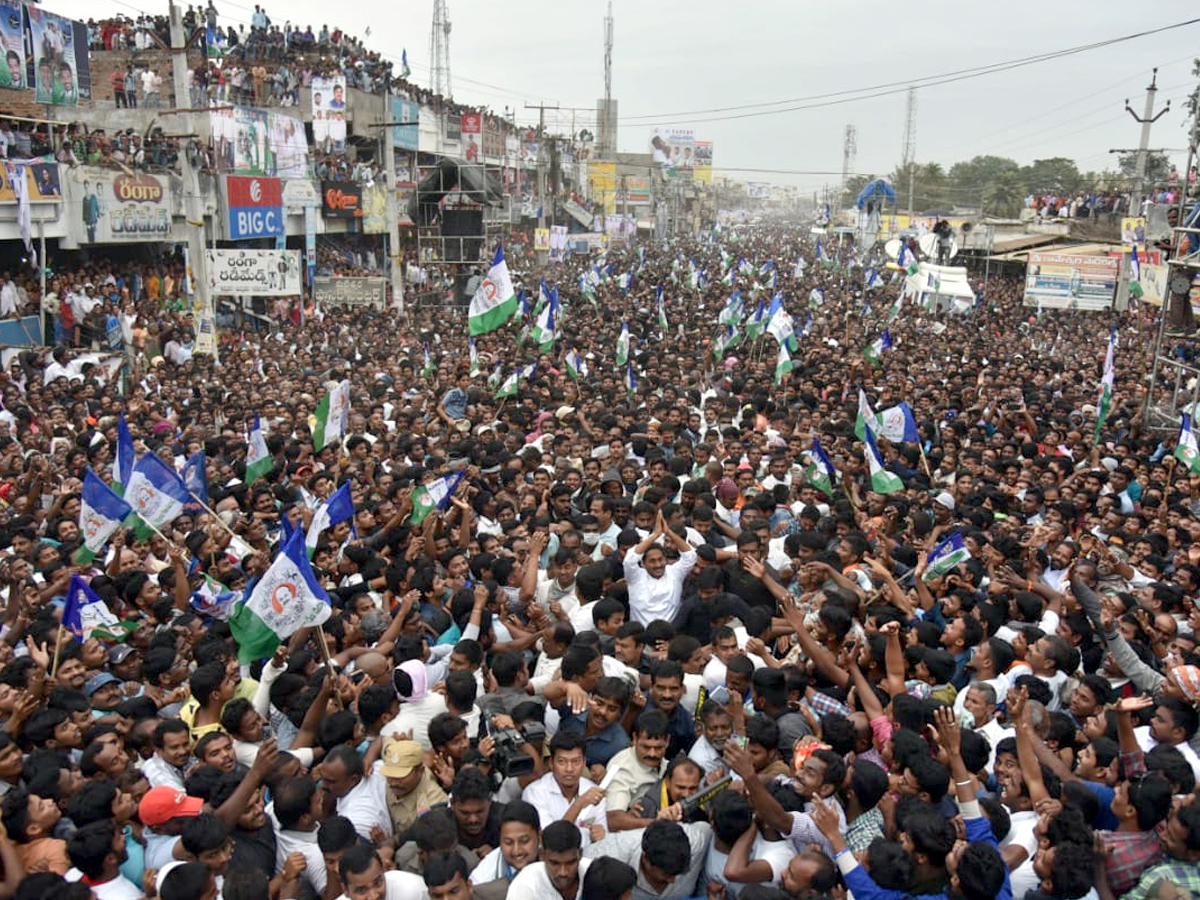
[26,6,79,105]
[211,106,309,178]
[311,76,347,153]
[0,2,25,91]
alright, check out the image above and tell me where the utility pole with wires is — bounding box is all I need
[168,1,216,360]
[525,102,559,234]
[1124,68,1171,216]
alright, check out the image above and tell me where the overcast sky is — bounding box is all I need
[60,0,1200,193]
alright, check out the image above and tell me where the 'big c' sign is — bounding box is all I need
[225,175,285,240]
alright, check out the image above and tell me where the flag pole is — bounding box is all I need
[189,492,240,541]
[1165,455,1178,504]
[49,624,64,678]
[137,517,187,552]
[314,627,345,710]
[917,443,932,478]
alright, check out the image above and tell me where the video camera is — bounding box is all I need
[489,719,546,780]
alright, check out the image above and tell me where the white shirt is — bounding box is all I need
[521,772,606,846]
[624,546,698,626]
[334,870,428,900]
[1136,725,1200,781]
[1001,809,1040,864]
[688,735,724,776]
[142,754,185,791]
[507,858,592,900]
[81,874,144,900]
[269,804,327,896]
[381,692,448,749]
[336,768,394,840]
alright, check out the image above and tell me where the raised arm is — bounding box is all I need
[779,601,849,689]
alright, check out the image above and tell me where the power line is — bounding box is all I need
[616,17,1200,126]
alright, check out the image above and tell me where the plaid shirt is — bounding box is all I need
[1098,829,1162,896]
[805,690,854,720]
[1123,860,1200,900]
[846,807,886,854]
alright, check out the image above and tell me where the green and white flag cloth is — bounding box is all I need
[773,344,794,386]
[246,416,272,484]
[75,468,132,564]
[1094,325,1115,446]
[862,420,905,494]
[719,291,743,326]
[713,324,741,359]
[615,322,631,367]
[745,299,768,341]
[305,482,354,557]
[313,380,351,451]
[1129,245,1144,299]
[854,388,878,441]
[922,531,971,582]
[487,363,503,391]
[863,329,892,366]
[766,294,798,351]
[124,453,191,540]
[565,348,588,381]
[229,527,331,663]
[897,241,918,275]
[531,287,560,352]
[468,246,519,335]
[113,414,134,496]
[805,438,836,497]
[1176,413,1200,474]
[656,286,668,330]
[411,472,466,526]
[496,364,536,400]
[468,337,480,376]
[420,343,435,378]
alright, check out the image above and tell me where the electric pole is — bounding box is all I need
[525,102,559,233]
[168,1,216,360]
[1125,69,1171,216]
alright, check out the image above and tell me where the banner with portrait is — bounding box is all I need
[210,105,309,178]
[67,169,177,244]
[0,2,25,91]
[0,161,60,202]
[27,6,80,105]
[461,113,482,164]
[205,249,302,296]
[694,140,713,186]
[361,183,388,234]
[311,76,347,153]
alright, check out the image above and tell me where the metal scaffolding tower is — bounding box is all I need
[597,1,617,158]
[902,87,917,213]
[840,124,856,205]
[429,0,453,99]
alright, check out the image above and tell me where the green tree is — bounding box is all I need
[841,174,871,210]
[982,171,1024,217]
[948,155,1022,213]
[1020,157,1082,194]
[892,162,952,213]
[1117,151,1171,188]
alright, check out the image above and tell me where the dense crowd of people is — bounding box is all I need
[2,213,1200,900]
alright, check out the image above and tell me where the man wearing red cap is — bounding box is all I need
[139,785,204,872]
